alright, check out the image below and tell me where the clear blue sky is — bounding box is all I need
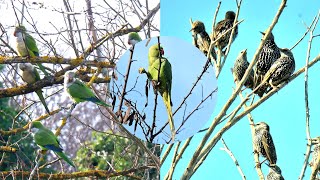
[161,0,320,179]
[117,37,217,144]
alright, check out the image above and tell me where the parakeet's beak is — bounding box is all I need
[127,39,131,45]
[160,48,164,55]
[13,30,17,37]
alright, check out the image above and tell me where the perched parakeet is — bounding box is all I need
[19,63,50,114]
[128,32,142,46]
[64,71,111,107]
[14,25,48,76]
[140,44,175,140]
[29,121,75,167]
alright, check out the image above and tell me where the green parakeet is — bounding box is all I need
[140,44,175,140]
[14,25,48,76]
[19,63,50,114]
[128,32,142,46]
[64,71,111,107]
[29,121,75,167]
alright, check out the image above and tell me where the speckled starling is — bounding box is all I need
[311,137,320,175]
[267,165,284,180]
[190,20,216,60]
[232,49,254,89]
[254,122,277,166]
[255,48,295,97]
[254,32,281,97]
[263,48,295,87]
[213,11,238,51]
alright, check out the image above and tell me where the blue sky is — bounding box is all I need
[161,0,320,179]
[116,37,217,144]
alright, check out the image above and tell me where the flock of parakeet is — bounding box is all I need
[14,25,113,168]
[189,11,301,179]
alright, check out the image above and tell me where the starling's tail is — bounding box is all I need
[163,91,175,141]
[35,90,50,114]
[56,151,76,168]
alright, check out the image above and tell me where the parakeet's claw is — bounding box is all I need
[138,67,146,74]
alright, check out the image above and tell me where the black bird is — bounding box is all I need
[213,11,238,52]
[232,49,254,89]
[254,32,281,97]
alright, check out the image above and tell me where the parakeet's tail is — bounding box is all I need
[35,90,50,114]
[88,97,111,108]
[56,151,75,168]
[36,63,49,76]
[163,92,175,141]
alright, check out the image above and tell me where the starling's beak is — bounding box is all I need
[189,27,194,32]
[249,123,255,126]
[243,49,247,54]
[260,31,265,35]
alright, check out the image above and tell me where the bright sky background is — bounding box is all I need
[161,0,320,179]
[116,36,217,144]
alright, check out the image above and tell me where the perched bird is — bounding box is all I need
[213,11,238,52]
[128,32,142,46]
[14,25,48,76]
[262,48,295,88]
[139,44,174,141]
[19,63,50,114]
[255,48,294,97]
[267,165,284,180]
[311,137,320,175]
[232,49,254,89]
[29,121,75,167]
[64,71,111,107]
[190,21,216,60]
[254,32,281,96]
[254,122,277,166]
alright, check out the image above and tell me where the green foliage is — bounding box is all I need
[75,131,159,179]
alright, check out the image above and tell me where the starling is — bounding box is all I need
[213,11,238,51]
[263,48,295,87]
[267,165,284,180]
[255,48,295,97]
[232,49,254,89]
[311,137,320,175]
[254,122,277,166]
[254,32,281,97]
[190,20,217,60]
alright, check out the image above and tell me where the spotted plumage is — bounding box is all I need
[254,122,277,166]
[311,137,320,175]
[232,49,254,89]
[267,165,284,180]
[213,11,238,51]
[255,48,295,97]
[190,21,216,60]
[254,32,281,97]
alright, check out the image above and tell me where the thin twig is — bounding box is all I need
[220,138,246,180]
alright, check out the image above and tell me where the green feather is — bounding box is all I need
[147,44,175,140]
[31,121,75,167]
